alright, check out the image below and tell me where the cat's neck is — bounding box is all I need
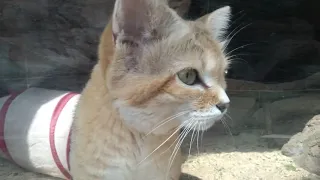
[80,63,171,139]
[72,63,181,169]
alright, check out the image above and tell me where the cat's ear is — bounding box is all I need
[111,0,181,71]
[112,0,162,45]
[206,6,231,41]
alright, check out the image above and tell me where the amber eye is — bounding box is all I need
[177,68,198,85]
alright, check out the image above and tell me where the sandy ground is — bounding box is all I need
[181,129,320,180]
[1,127,319,180]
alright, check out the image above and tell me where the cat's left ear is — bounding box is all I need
[205,6,231,41]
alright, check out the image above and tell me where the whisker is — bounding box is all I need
[146,111,190,136]
[227,54,249,64]
[221,117,236,146]
[222,24,243,51]
[188,126,196,157]
[159,122,192,156]
[227,53,252,58]
[224,113,234,125]
[138,121,187,166]
[220,118,233,136]
[226,43,255,57]
[166,121,193,180]
[225,22,247,42]
[200,123,205,149]
[228,58,249,65]
[196,123,200,155]
[229,11,246,27]
[159,134,182,156]
[224,23,253,51]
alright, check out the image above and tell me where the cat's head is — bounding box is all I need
[104,0,231,135]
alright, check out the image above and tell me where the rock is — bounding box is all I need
[0,0,191,95]
[281,114,320,176]
[187,0,320,84]
[227,18,317,83]
[0,0,49,35]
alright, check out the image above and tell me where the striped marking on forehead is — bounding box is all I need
[202,60,215,88]
[200,51,215,87]
[201,50,226,88]
[205,52,216,72]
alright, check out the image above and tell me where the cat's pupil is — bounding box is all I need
[177,68,198,86]
[186,72,190,78]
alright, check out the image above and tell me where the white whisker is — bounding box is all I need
[223,23,253,51]
[146,111,190,136]
[196,123,200,155]
[159,122,192,157]
[225,23,246,42]
[227,56,249,64]
[226,43,255,57]
[166,121,193,180]
[200,123,205,149]
[225,113,234,124]
[221,117,235,146]
[228,11,246,27]
[138,121,187,166]
[188,125,196,157]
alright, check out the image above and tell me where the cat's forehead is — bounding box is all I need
[164,24,228,72]
[137,20,228,76]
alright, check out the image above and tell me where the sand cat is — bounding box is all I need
[70,0,231,179]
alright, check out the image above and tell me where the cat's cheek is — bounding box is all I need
[113,100,180,134]
[116,106,155,132]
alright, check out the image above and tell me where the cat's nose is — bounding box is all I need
[216,102,229,112]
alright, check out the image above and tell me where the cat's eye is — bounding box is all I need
[177,68,198,85]
[224,70,228,75]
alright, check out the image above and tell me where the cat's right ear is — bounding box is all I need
[112,0,158,46]
[206,6,232,41]
[111,0,180,71]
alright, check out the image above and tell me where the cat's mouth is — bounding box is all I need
[190,106,226,119]
[182,108,227,131]
[183,117,219,131]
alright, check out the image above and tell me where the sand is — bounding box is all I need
[1,127,319,180]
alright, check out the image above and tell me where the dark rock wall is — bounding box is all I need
[0,0,115,95]
[188,0,320,83]
[0,0,319,96]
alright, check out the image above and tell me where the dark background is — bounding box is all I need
[0,0,319,96]
[188,0,320,84]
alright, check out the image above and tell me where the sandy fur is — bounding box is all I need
[70,0,232,179]
[70,64,182,180]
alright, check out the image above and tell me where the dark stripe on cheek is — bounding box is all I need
[125,76,172,106]
[163,77,202,102]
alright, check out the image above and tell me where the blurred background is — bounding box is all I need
[0,0,319,179]
[1,0,319,135]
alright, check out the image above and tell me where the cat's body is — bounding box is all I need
[70,0,232,179]
[70,65,182,180]
[70,23,183,180]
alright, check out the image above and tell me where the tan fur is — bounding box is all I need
[98,21,114,75]
[70,1,231,179]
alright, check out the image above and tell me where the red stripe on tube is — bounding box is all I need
[49,92,77,180]
[0,92,23,162]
